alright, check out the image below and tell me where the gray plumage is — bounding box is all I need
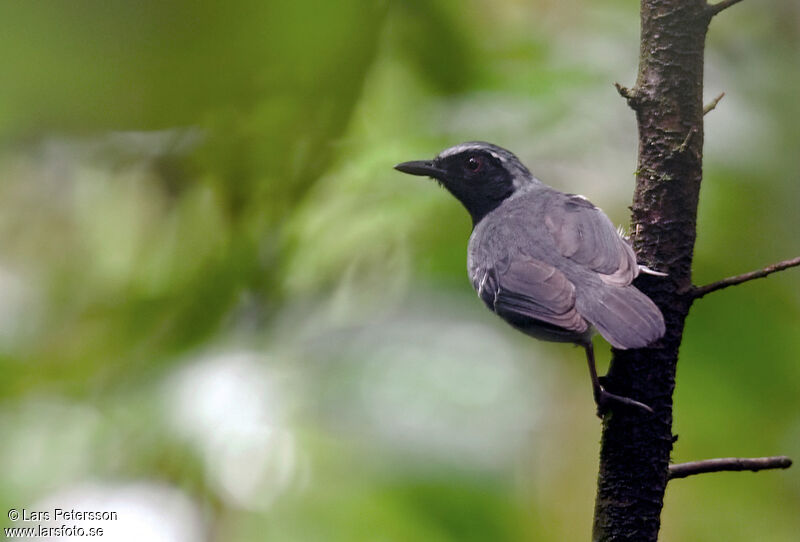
[468,182,665,350]
[395,141,666,414]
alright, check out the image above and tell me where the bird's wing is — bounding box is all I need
[476,252,588,333]
[544,194,638,286]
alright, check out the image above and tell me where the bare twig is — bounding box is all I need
[703,92,725,115]
[669,456,792,480]
[708,0,746,17]
[692,256,800,299]
[677,127,697,154]
[613,82,637,104]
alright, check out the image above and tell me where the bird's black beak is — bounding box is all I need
[394,160,444,178]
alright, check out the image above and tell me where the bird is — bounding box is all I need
[394,142,666,415]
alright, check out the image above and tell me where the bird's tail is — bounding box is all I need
[578,284,666,349]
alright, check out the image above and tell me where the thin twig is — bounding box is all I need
[692,256,800,299]
[613,82,637,104]
[703,92,725,115]
[708,0,746,17]
[677,127,697,154]
[669,456,792,480]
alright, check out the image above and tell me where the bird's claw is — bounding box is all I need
[594,385,654,418]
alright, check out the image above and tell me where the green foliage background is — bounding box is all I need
[0,1,798,540]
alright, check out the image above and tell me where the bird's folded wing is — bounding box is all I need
[479,254,588,333]
[544,194,638,286]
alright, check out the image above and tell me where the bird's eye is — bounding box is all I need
[466,156,482,172]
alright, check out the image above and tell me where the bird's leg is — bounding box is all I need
[584,343,653,417]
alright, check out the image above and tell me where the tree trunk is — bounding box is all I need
[592,1,714,540]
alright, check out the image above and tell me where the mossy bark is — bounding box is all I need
[592,1,716,540]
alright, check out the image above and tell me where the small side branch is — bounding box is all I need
[677,127,697,155]
[613,82,638,108]
[669,456,792,480]
[708,0,746,17]
[703,92,725,115]
[692,256,800,299]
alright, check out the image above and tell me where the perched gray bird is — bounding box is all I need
[395,142,665,414]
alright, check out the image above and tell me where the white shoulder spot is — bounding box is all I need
[478,272,489,297]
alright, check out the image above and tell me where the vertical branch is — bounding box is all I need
[592,1,712,540]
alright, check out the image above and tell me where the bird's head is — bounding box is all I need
[395,141,535,224]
